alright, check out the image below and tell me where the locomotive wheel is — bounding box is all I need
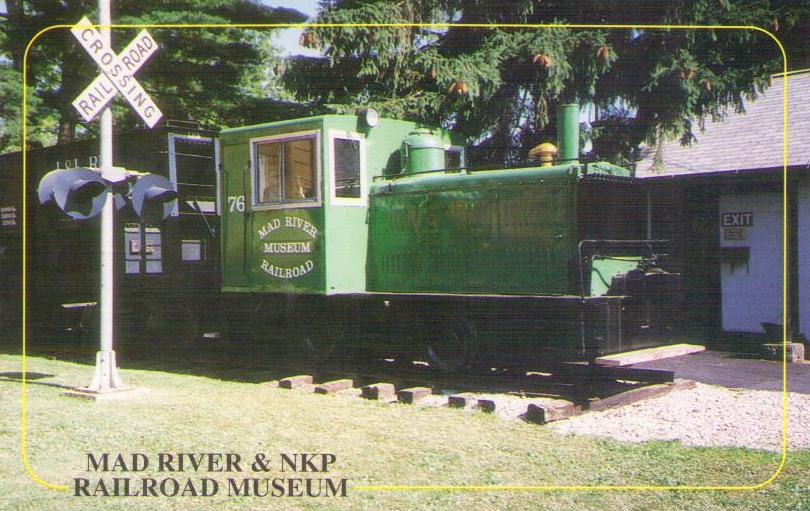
[300,328,338,360]
[246,299,293,356]
[294,311,341,361]
[422,316,478,372]
[287,301,345,361]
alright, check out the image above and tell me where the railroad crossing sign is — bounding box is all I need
[70,16,163,127]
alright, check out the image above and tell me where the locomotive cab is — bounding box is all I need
[219,114,462,296]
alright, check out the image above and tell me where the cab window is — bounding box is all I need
[329,131,366,206]
[445,146,465,169]
[254,133,318,206]
[333,138,361,199]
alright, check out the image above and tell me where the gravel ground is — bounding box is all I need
[549,382,809,452]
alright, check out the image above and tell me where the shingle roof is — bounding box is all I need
[635,71,810,177]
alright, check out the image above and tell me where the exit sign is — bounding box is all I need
[721,212,754,228]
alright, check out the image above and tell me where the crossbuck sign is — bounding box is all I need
[71,17,163,127]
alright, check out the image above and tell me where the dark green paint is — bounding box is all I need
[557,104,580,164]
[401,129,446,174]
[219,113,638,299]
[367,163,635,296]
[219,115,459,295]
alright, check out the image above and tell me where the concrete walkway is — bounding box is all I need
[631,350,810,394]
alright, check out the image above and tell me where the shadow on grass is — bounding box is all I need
[0,371,76,390]
[0,371,53,380]
[14,334,302,384]
[3,331,684,409]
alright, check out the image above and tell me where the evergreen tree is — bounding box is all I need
[282,0,809,166]
[0,0,306,151]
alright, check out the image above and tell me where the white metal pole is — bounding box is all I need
[99,0,113,352]
[88,0,125,391]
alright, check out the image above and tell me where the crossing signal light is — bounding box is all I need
[37,167,107,220]
[38,167,177,222]
[129,174,177,222]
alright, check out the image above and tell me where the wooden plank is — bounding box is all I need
[361,383,397,402]
[448,394,477,409]
[587,378,696,412]
[588,366,675,384]
[525,402,582,424]
[477,399,497,413]
[594,343,705,367]
[314,379,354,394]
[279,375,314,389]
[550,364,675,384]
[397,387,432,404]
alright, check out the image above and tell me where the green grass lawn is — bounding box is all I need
[1,353,808,511]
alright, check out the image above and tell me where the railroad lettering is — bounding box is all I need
[87,453,149,472]
[74,477,219,497]
[260,259,314,279]
[157,453,242,472]
[226,477,347,497]
[70,18,163,127]
[263,241,312,254]
[257,218,281,238]
[280,453,336,472]
[284,216,318,238]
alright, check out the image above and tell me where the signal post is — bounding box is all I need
[38,0,169,397]
[93,0,121,393]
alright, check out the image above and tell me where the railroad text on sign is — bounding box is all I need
[70,17,163,128]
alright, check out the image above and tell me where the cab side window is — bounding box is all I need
[333,138,361,199]
[329,132,366,206]
[445,146,465,169]
[255,134,318,205]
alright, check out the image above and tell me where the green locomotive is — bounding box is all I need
[219,105,681,368]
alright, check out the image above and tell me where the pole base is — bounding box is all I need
[83,350,130,393]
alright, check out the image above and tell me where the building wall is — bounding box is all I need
[718,191,784,333]
[799,179,810,335]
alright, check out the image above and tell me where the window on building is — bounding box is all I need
[124,225,141,275]
[255,134,317,205]
[333,138,361,199]
[1,206,17,227]
[144,227,163,273]
[124,224,163,274]
[181,239,205,262]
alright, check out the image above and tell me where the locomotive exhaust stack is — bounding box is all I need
[529,103,579,166]
[556,104,580,164]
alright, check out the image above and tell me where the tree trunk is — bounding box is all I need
[5,0,24,70]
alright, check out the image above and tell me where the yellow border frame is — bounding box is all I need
[20,21,790,493]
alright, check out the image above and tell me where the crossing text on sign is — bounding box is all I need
[70,17,162,128]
